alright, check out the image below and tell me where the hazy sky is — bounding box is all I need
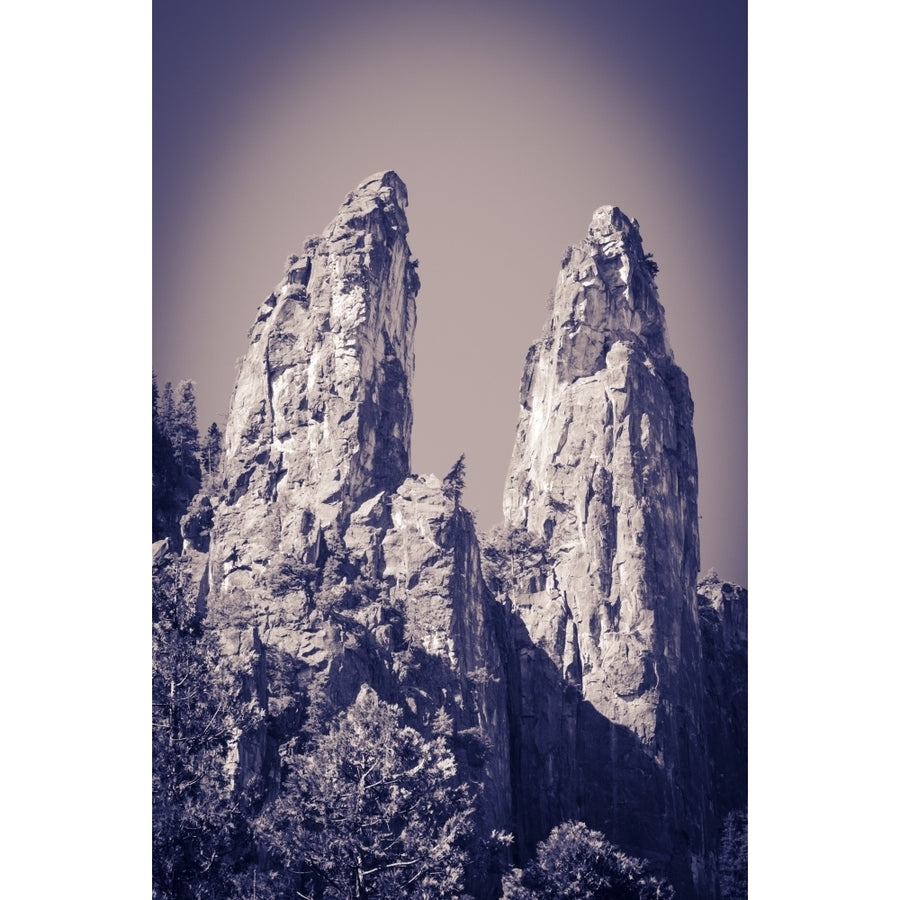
[153,0,747,585]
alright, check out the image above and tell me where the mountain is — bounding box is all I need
[152,172,747,899]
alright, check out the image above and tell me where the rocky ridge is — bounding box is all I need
[160,173,746,899]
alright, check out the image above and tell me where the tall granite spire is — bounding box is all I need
[502,205,710,893]
[190,174,512,880]
[504,204,699,730]
[193,171,421,799]
[211,171,419,598]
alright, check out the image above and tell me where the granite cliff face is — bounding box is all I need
[503,205,699,731]
[698,570,748,826]
[160,174,746,899]
[213,170,417,584]
[498,207,715,892]
[191,172,511,858]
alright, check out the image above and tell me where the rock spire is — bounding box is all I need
[157,179,745,900]
[212,170,419,599]
[501,204,710,891]
[504,203,699,732]
[193,173,513,882]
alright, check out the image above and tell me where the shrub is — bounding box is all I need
[501,821,674,899]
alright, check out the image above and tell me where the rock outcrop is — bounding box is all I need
[158,176,746,900]
[698,570,748,829]
[501,206,713,893]
[201,171,421,753]
[192,173,511,871]
[212,170,418,586]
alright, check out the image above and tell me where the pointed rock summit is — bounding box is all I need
[212,171,419,601]
[504,203,698,732]
[501,205,709,890]
[192,173,513,870]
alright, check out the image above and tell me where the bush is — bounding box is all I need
[501,821,674,899]
[258,686,478,899]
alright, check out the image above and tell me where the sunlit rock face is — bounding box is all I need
[203,171,418,665]
[502,206,712,894]
[197,173,511,877]
[212,170,418,597]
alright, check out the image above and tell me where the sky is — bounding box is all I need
[153,0,747,585]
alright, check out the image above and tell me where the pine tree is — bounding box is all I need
[258,686,477,899]
[482,524,548,595]
[160,381,175,438]
[171,380,200,478]
[718,808,748,900]
[642,252,660,279]
[152,554,257,899]
[501,821,674,899]
[442,453,467,502]
[200,422,222,477]
[153,375,181,542]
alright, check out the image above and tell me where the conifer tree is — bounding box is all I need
[153,375,181,542]
[200,422,223,477]
[160,381,175,438]
[152,555,258,899]
[442,453,467,502]
[718,808,748,900]
[258,687,477,899]
[501,821,674,899]
[171,379,200,477]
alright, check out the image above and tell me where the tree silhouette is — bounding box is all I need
[200,422,222,477]
[718,808,748,900]
[442,453,467,502]
[152,553,260,899]
[171,380,200,477]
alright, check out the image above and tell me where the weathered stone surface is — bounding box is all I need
[501,206,712,895]
[192,174,511,889]
[156,178,745,900]
[195,172,420,742]
[378,476,511,832]
[698,570,748,836]
[504,206,699,724]
[211,169,419,607]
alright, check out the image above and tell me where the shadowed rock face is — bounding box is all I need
[698,571,748,826]
[501,206,713,893]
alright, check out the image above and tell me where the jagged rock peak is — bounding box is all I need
[301,170,412,256]
[588,204,636,242]
[211,170,420,590]
[586,205,656,280]
[339,170,409,219]
[502,201,705,887]
[536,204,672,393]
